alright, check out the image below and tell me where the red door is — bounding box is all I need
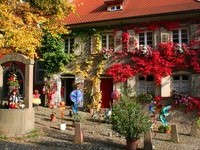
[100,78,113,108]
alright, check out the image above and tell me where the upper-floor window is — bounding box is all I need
[35,61,44,84]
[101,34,114,50]
[139,32,153,47]
[172,74,190,94]
[172,29,188,45]
[138,75,155,95]
[64,37,74,54]
[108,5,122,11]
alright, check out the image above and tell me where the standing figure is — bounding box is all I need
[33,90,41,108]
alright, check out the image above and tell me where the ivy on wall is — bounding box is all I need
[39,32,74,76]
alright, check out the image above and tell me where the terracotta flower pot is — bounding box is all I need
[165,129,171,134]
[50,114,56,122]
[126,138,139,150]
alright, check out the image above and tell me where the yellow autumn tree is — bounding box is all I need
[0,0,75,58]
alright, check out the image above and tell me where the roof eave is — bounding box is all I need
[66,9,200,28]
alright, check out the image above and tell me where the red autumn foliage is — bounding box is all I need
[106,63,135,82]
[106,41,200,84]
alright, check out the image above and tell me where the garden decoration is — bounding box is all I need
[43,75,62,107]
[70,90,83,113]
[7,73,25,109]
[148,101,157,115]
[104,101,112,123]
[59,101,66,130]
[111,90,120,103]
[32,89,41,108]
[104,108,112,123]
[159,105,172,126]
[53,75,62,104]
[148,101,160,137]
[43,77,56,107]
[60,101,66,121]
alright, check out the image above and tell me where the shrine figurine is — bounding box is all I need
[9,90,19,109]
[9,91,19,103]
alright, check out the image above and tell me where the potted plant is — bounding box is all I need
[158,124,171,133]
[50,112,56,122]
[158,124,166,133]
[111,95,152,150]
[164,125,171,133]
[49,102,56,121]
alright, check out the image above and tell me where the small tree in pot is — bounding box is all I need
[111,95,152,150]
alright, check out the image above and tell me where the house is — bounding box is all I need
[1,0,200,109]
[59,0,200,109]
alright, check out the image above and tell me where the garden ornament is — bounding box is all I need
[70,90,83,113]
[159,105,172,126]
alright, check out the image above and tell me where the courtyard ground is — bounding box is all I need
[0,106,200,150]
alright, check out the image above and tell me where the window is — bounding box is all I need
[101,34,114,50]
[172,74,190,94]
[138,75,155,95]
[139,32,153,47]
[172,29,188,45]
[35,61,45,83]
[64,37,75,54]
[107,5,122,11]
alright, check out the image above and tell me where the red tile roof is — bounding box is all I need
[64,0,200,25]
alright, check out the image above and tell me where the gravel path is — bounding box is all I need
[0,107,200,150]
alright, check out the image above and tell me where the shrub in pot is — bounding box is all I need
[158,124,165,133]
[158,124,171,133]
[111,95,152,150]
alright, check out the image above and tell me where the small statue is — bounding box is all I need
[33,90,41,108]
[9,90,19,104]
[9,90,19,109]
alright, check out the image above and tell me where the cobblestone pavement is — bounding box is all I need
[0,107,200,150]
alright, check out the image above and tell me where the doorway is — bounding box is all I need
[100,77,113,108]
[61,75,75,106]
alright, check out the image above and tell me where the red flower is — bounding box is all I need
[154,96,161,101]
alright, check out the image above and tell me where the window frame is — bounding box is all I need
[172,28,189,45]
[137,75,155,95]
[107,5,123,11]
[34,60,45,84]
[101,33,114,50]
[64,37,75,54]
[138,31,153,47]
[172,74,191,94]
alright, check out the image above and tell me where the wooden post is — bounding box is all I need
[144,129,153,150]
[74,122,84,144]
[171,125,179,143]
